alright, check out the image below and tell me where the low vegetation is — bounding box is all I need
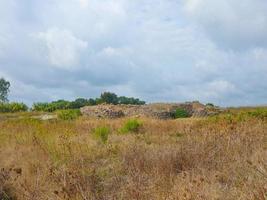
[173,108,190,118]
[93,126,110,144]
[0,108,266,199]
[0,102,28,113]
[120,118,143,134]
[57,109,81,121]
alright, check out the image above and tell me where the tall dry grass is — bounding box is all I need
[0,112,266,200]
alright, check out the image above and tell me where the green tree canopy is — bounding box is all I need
[100,92,119,105]
[32,92,146,112]
[0,78,10,102]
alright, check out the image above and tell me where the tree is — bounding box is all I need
[0,78,10,102]
[88,98,97,106]
[100,92,118,105]
[69,98,88,109]
[118,96,146,105]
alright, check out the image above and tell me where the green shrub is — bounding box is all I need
[93,126,110,144]
[206,103,215,107]
[118,96,146,105]
[208,108,267,123]
[32,100,71,112]
[247,109,267,120]
[120,119,143,134]
[173,108,190,118]
[9,102,28,112]
[0,102,28,113]
[57,109,81,120]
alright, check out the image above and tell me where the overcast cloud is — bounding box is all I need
[0,0,267,106]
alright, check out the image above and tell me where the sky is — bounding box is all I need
[0,0,267,106]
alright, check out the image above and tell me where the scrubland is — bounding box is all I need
[0,108,266,200]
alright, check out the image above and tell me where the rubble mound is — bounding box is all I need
[80,104,125,119]
[81,102,220,119]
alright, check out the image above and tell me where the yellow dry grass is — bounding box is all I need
[0,111,266,200]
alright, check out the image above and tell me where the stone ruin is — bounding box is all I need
[80,102,220,119]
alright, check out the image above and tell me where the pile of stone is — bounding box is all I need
[79,104,124,119]
[80,102,220,119]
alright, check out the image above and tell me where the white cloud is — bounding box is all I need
[184,0,267,49]
[9,79,76,105]
[36,28,88,70]
[184,0,202,13]
[252,48,267,62]
[79,0,89,8]
[102,47,118,56]
[0,35,6,57]
[1,0,267,106]
[207,80,236,97]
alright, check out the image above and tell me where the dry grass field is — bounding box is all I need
[0,109,266,200]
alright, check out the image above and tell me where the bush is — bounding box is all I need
[120,119,143,134]
[32,100,71,112]
[206,103,214,107]
[0,102,28,113]
[9,102,28,112]
[247,109,267,120]
[0,103,10,113]
[57,109,81,120]
[93,126,110,144]
[69,98,96,109]
[173,108,190,118]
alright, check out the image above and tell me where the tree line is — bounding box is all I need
[0,78,145,113]
[32,92,145,112]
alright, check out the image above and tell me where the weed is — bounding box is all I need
[0,109,266,199]
[93,126,110,144]
[175,132,184,138]
[120,119,143,134]
[57,109,81,120]
[248,108,267,120]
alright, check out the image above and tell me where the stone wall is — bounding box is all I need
[80,102,220,119]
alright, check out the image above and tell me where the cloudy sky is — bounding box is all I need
[0,0,267,106]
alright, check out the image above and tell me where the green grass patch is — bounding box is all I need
[57,109,81,120]
[207,107,267,124]
[173,108,190,118]
[93,126,110,144]
[247,109,267,120]
[120,119,143,134]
